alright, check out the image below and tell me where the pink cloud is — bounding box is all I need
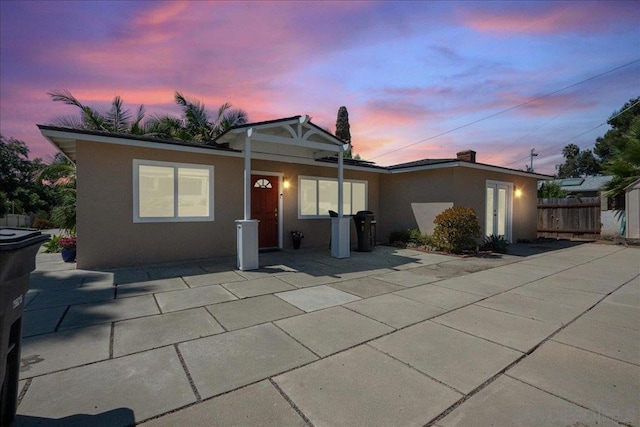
[498,91,597,118]
[460,2,638,35]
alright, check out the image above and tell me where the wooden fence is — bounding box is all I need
[537,197,601,238]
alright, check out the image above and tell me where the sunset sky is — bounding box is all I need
[1,1,638,175]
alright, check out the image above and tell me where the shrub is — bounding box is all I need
[43,235,62,253]
[389,229,433,248]
[481,234,509,254]
[432,206,481,253]
[389,230,411,244]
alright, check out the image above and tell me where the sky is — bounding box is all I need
[1,1,639,175]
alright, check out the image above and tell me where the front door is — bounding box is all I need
[485,181,512,241]
[251,175,279,248]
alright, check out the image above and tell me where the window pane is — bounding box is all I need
[485,187,494,236]
[139,165,174,217]
[352,182,366,213]
[300,179,317,215]
[497,188,506,236]
[178,168,209,217]
[319,180,338,215]
[342,182,351,215]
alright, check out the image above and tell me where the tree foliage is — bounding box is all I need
[594,97,640,163]
[335,106,361,160]
[555,97,639,179]
[537,181,569,198]
[556,143,600,178]
[49,90,146,135]
[601,118,640,198]
[49,89,248,145]
[0,135,54,216]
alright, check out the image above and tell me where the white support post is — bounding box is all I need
[331,147,350,258]
[237,128,259,270]
[338,150,344,217]
[243,130,252,220]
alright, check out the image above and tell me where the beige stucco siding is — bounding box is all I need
[76,140,244,268]
[251,159,380,250]
[76,141,381,268]
[377,166,538,243]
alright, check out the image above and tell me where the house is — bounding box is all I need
[38,117,550,269]
[625,178,640,239]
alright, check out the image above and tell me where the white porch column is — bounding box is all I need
[331,148,350,258]
[237,129,259,270]
[244,130,252,220]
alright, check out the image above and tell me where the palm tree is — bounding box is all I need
[602,119,640,198]
[49,90,146,135]
[210,101,249,138]
[49,89,248,144]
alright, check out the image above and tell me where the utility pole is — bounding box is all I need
[529,148,538,172]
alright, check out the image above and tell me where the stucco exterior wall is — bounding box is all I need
[76,141,380,268]
[250,159,380,250]
[75,136,538,269]
[76,141,245,268]
[377,166,538,243]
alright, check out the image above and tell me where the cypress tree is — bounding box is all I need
[336,106,352,158]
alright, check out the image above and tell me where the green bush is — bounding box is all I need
[43,235,62,253]
[389,229,433,248]
[481,234,510,254]
[389,230,410,244]
[432,206,481,253]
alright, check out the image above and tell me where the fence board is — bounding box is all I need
[537,197,601,238]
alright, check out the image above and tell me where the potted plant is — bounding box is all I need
[59,236,77,262]
[290,230,304,249]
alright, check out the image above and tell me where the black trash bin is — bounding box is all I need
[0,228,49,427]
[353,210,375,252]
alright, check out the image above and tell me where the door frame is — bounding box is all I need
[252,170,284,248]
[485,180,513,242]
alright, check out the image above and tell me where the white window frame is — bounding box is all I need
[133,159,214,223]
[298,175,368,219]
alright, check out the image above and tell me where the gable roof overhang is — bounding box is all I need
[38,115,349,163]
[215,115,348,159]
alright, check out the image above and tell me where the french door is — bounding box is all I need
[485,181,513,241]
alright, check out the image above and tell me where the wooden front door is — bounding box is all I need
[251,175,279,248]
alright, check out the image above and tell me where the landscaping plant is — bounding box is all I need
[432,206,481,253]
[481,234,510,254]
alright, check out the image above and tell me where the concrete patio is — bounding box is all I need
[14,241,640,426]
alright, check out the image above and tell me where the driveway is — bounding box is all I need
[15,242,640,426]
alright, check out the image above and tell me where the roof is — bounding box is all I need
[37,120,552,179]
[388,157,552,179]
[553,176,613,193]
[624,177,640,191]
[387,158,457,169]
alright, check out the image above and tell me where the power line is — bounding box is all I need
[369,59,640,161]
[505,98,640,168]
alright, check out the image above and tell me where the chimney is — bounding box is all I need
[456,150,476,163]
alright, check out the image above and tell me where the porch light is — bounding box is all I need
[283,179,290,189]
[515,188,522,198]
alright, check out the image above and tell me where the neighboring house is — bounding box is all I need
[625,178,640,239]
[39,117,549,269]
[546,176,623,237]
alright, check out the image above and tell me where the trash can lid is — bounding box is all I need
[0,228,50,251]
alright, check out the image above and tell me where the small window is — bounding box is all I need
[133,160,214,222]
[298,176,367,218]
[254,178,272,188]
